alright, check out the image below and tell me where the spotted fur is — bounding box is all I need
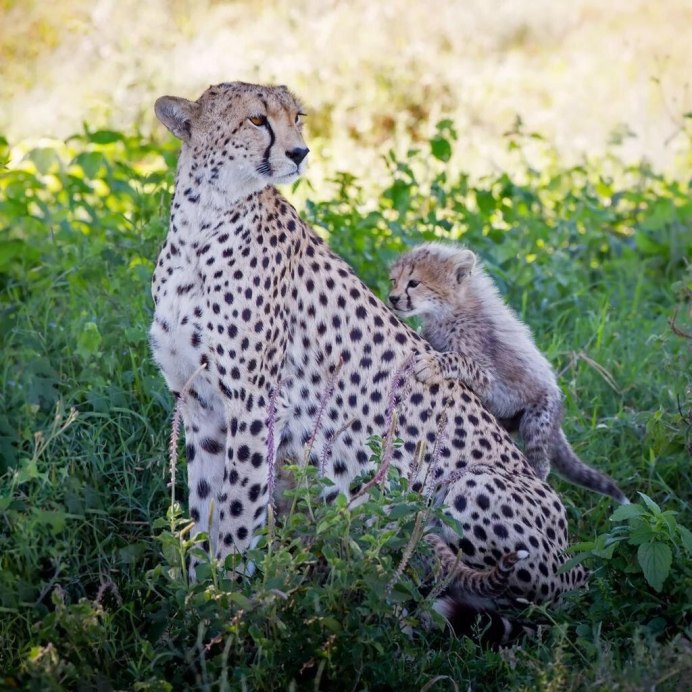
[389,243,628,503]
[425,533,528,598]
[150,82,588,626]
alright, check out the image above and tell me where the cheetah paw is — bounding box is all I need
[414,353,444,384]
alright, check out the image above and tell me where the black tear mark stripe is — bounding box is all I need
[259,119,275,176]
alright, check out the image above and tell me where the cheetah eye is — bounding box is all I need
[295,112,306,125]
[248,115,268,127]
[407,280,420,289]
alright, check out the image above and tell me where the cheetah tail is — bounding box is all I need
[433,595,538,647]
[425,534,528,598]
[552,429,629,504]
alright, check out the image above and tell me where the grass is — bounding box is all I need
[0,121,690,689]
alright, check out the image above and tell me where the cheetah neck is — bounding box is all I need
[167,168,271,251]
[173,147,271,226]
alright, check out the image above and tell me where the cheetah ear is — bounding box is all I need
[454,249,476,284]
[155,96,201,142]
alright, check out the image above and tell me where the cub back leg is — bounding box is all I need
[518,393,562,480]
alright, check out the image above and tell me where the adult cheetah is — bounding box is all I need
[149,82,587,619]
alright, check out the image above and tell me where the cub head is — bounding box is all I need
[388,243,476,318]
[155,81,309,200]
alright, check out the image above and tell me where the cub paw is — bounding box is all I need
[414,353,444,383]
[531,458,551,481]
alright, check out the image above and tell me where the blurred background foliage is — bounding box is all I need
[1,0,691,185]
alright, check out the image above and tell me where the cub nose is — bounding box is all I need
[389,294,400,306]
[286,147,309,164]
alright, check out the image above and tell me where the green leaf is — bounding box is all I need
[637,541,672,592]
[610,503,645,522]
[0,134,8,163]
[87,129,125,144]
[628,517,655,546]
[77,321,102,360]
[430,136,452,162]
[0,239,42,274]
[678,525,692,553]
[567,540,596,553]
[33,509,71,534]
[591,539,619,560]
[637,493,662,515]
[229,592,253,610]
[475,189,494,215]
[321,616,342,633]
[15,457,43,483]
[26,147,60,174]
[558,552,590,573]
[73,151,106,179]
[438,512,464,537]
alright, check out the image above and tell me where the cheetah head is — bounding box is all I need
[388,243,476,318]
[155,82,309,200]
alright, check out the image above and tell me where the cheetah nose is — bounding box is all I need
[389,294,400,306]
[286,147,309,164]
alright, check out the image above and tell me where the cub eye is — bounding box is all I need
[408,280,420,288]
[249,115,267,127]
[295,112,306,125]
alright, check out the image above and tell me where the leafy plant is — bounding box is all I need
[569,493,692,593]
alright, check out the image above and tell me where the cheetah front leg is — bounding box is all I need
[173,374,275,574]
[415,350,494,399]
[176,380,228,572]
[214,385,278,570]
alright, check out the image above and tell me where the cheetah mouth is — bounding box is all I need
[390,306,412,317]
[272,168,302,184]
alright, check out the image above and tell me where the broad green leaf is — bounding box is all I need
[567,541,596,553]
[73,151,106,179]
[321,616,342,633]
[610,503,645,522]
[584,532,623,558]
[661,511,679,535]
[32,509,70,534]
[637,541,672,592]
[678,525,692,553]
[436,515,464,540]
[475,189,494,215]
[557,552,590,573]
[627,517,655,546]
[15,457,42,483]
[26,147,60,175]
[228,592,253,612]
[637,493,662,515]
[87,129,124,144]
[77,321,102,360]
[430,136,452,162]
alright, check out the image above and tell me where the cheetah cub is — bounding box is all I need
[389,243,628,503]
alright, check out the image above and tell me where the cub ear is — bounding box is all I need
[154,96,201,142]
[454,249,476,284]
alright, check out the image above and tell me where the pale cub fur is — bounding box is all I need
[389,243,628,503]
